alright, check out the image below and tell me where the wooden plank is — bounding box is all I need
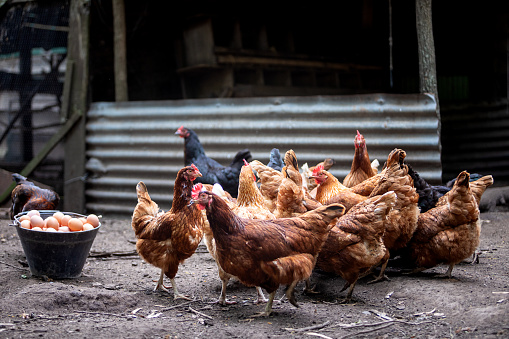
[112,0,128,101]
[63,0,90,213]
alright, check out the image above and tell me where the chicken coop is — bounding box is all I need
[0,0,507,218]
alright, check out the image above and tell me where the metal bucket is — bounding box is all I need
[13,211,101,279]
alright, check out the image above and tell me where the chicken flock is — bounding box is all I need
[130,127,493,316]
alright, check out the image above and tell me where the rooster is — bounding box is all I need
[131,165,204,299]
[10,173,60,219]
[192,190,345,316]
[175,126,251,198]
[407,171,493,278]
[343,130,378,188]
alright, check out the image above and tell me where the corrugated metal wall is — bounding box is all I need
[85,93,439,218]
[441,103,509,184]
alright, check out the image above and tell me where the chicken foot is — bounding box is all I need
[253,291,277,317]
[170,278,193,300]
[214,279,267,305]
[254,287,269,304]
[215,278,237,306]
[435,264,456,279]
[339,279,357,304]
[285,281,300,307]
[367,259,391,284]
[153,270,171,292]
[303,279,320,294]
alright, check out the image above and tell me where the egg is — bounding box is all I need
[60,215,72,226]
[86,214,100,227]
[79,217,88,224]
[53,212,65,223]
[20,219,31,229]
[27,210,40,217]
[45,227,57,232]
[45,216,60,230]
[31,226,43,231]
[19,215,31,222]
[30,215,45,229]
[67,218,83,232]
[82,223,94,231]
[58,226,70,232]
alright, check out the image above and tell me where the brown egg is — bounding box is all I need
[60,215,72,226]
[53,212,65,223]
[30,215,45,229]
[45,216,60,230]
[31,226,43,231]
[20,219,31,229]
[86,214,100,227]
[19,215,31,222]
[67,218,83,232]
[82,223,94,231]
[27,210,40,217]
[58,226,70,232]
[45,227,57,232]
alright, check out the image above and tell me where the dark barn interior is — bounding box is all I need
[88,0,509,183]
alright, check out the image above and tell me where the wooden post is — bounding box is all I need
[416,0,442,174]
[415,0,439,118]
[63,0,90,213]
[112,0,128,101]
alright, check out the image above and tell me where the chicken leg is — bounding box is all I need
[254,291,277,317]
[153,270,170,292]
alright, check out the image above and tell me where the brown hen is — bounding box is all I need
[407,171,493,278]
[131,165,204,299]
[315,191,396,302]
[193,190,345,316]
[343,130,378,187]
[249,159,284,212]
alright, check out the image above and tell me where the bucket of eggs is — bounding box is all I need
[13,210,101,279]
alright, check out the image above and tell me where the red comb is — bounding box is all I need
[191,183,202,199]
[191,164,199,171]
[243,159,249,166]
[357,130,361,136]
[312,164,324,176]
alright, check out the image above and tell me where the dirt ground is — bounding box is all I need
[0,207,508,339]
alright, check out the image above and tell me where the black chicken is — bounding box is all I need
[10,173,60,219]
[405,163,450,213]
[175,126,251,197]
[266,148,283,171]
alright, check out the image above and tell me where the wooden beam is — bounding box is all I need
[415,0,439,115]
[113,0,128,101]
[63,0,90,213]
